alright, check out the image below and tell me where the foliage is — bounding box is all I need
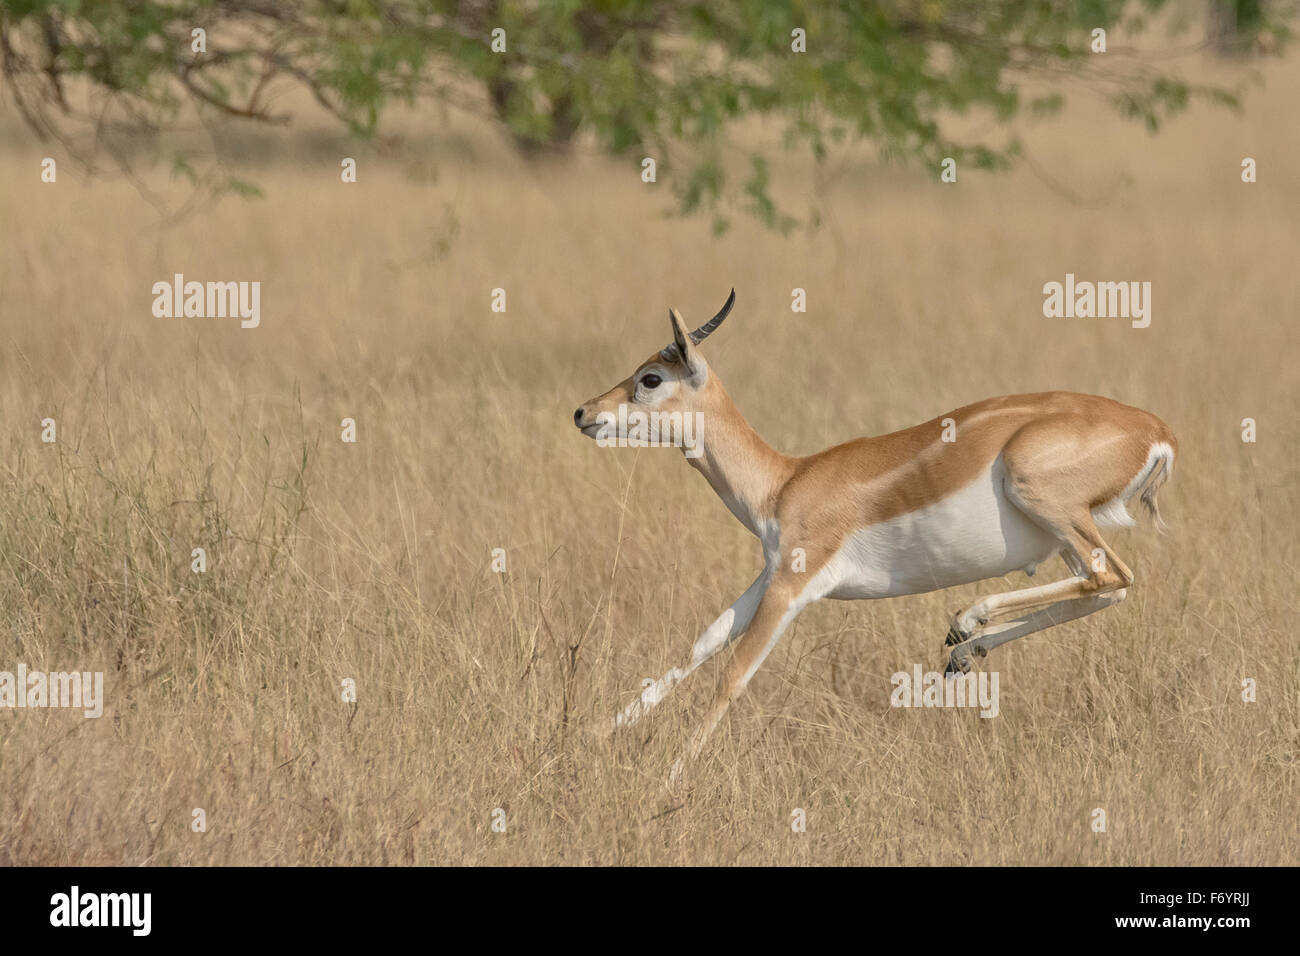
[0,1,1291,225]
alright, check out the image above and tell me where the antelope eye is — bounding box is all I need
[640,374,662,390]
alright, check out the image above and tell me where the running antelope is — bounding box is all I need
[573,290,1176,771]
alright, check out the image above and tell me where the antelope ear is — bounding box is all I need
[667,308,707,384]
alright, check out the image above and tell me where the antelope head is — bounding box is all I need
[573,290,735,456]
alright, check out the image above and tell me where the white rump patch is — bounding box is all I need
[1090,497,1136,528]
[1090,441,1174,528]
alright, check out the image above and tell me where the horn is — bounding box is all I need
[688,288,735,345]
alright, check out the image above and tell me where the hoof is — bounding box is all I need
[945,652,972,677]
[945,610,989,648]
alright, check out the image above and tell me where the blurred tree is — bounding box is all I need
[1209,0,1272,54]
[0,0,1292,226]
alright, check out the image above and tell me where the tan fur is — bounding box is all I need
[577,305,1177,781]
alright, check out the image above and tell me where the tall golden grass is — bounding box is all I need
[0,44,1296,865]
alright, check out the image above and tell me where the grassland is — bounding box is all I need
[0,43,1296,865]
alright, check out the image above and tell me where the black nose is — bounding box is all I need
[574,407,584,426]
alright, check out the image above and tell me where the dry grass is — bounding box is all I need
[0,46,1297,866]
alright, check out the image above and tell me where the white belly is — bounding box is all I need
[824,456,1060,600]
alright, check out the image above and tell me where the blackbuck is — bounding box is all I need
[574,291,1176,773]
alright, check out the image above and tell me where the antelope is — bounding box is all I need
[573,290,1176,774]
